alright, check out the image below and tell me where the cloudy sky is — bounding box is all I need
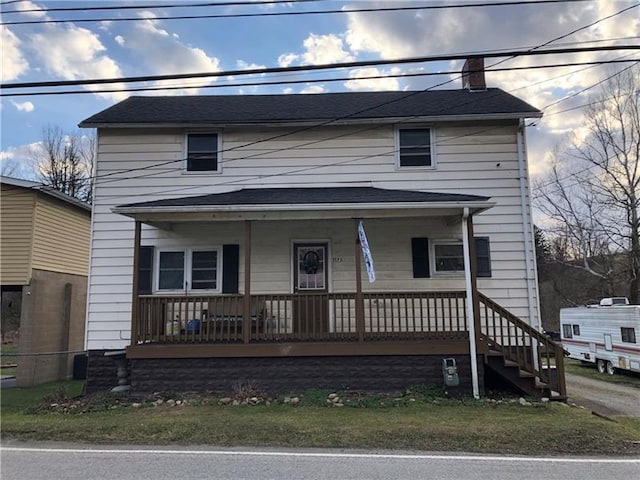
[1,0,638,181]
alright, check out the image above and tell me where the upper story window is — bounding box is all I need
[186,133,219,172]
[396,128,434,168]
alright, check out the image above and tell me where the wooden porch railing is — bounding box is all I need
[478,293,567,398]
[134,290,566,397]
[134,291,468,345]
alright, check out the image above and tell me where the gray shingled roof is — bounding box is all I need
[117,187,489,210]
[80,89,541,126]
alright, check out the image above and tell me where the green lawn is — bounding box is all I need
[1,381,639,456]
[564,359,640,388]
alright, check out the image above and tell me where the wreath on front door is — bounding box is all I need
[302,250,320,274]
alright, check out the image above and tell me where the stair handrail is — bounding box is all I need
[479,293,566,398]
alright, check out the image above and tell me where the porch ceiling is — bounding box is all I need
[112,186,494,223]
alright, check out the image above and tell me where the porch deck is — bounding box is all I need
[127,290,566,398]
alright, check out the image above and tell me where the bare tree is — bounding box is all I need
[31,125,95,203]
[1,159,18,177]
[534,65,640,303]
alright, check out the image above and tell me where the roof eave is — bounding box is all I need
[1,177,92,212]
[79,112,542,129]
[112,201,495,222]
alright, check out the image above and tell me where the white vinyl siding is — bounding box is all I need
[86,122,539,348]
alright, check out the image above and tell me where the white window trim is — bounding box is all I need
[183,131,223,175]
[431,238,465,276]
[394,126,437,170]
[155,247,223,293]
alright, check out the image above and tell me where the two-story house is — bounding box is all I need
[79,59,566,398]
[0,176,91,386]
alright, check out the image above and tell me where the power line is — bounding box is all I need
[9,4,637,201]
[541,61,639,112]
[1,0,593,26]
[4,45,639,91]
[0,0,325,14]
[4,58,637,98]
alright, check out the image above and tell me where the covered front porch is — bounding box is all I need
[115,187,565,398]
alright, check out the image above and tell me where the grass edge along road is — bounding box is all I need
[1,381,639,456]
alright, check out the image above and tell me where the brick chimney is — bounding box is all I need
[461,58,486,91]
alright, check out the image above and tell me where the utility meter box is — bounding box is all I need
[442,358,460,387]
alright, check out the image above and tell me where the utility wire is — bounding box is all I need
[4,58,638,98]
[1,0,594,26]
[541,61,639,112]
[8,4,636,200]
[0,0,326,14]
[4,45,639,90]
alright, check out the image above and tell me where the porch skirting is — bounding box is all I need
[126,354,483,395]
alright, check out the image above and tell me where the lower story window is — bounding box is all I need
[562,324,573,339]
[191,250,218,290]
[433,242,464,273]
[158,251,185,290]
[157,248,220,292]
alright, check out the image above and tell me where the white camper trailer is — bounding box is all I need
[560,298,640,375]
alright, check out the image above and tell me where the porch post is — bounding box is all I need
[354,219,365,342]
[466,214,482,346]
[243,220,252,344]
[462,209,480,399]
[130,220,141,346]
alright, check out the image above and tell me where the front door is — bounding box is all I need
[293,243,329,336]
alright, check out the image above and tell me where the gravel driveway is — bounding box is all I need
[565,372,640,417]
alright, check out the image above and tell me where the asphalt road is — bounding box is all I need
[1,444,638,480]
[565,372,640,417]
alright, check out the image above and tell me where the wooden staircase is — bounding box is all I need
[479,294,567,400]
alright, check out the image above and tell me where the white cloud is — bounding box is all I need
[10,0,47,18]
[237,60,266,71]
[29,24,127,101]
[10,100,35,112]
[278,33,354,68]
[278,53,299,68]
[114,35,125,46]
[114,13,221,95]
[0,142,41,180]
[301,34,353,65]
[300,84,327,94]
[1,28,29,81]
[345,67,401,91]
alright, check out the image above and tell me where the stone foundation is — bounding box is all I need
[123,354,484,396]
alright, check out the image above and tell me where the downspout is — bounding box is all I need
[462,207,480,399]
[517,120,538,330]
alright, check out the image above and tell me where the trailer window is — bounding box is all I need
[572,325,581,336]
[562,324,573,339]
[621,327,636,343]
